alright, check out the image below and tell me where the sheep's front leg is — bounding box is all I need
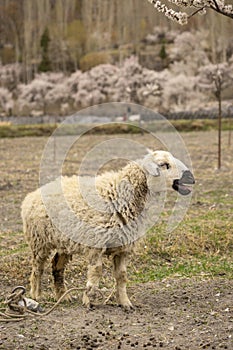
[52,252,71,300]
[113,252,133,310]
[83,250,103,308]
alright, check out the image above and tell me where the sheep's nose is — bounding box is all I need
[181,170,195,184]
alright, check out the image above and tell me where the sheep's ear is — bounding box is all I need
[142,156,160,177]
[146,148,154,155]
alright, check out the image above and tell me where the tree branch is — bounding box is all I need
[210,5,233,19]
[212,0,220,12]
[147,0,233,23]
[188,6,206,19]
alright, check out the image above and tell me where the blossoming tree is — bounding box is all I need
[198,62,233,168]
[147,0,233,25]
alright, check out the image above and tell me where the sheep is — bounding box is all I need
[21,150,195,309]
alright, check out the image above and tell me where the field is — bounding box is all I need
[0,130,232,350]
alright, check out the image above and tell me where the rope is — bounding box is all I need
[0,285,101,322]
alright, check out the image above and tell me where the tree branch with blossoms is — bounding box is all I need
[147,0,233,25]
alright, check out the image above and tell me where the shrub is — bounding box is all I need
[79,52,111,71]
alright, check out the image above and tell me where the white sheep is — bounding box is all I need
[21,150,194,309]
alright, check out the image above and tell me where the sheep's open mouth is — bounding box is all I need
[172,170,195,196]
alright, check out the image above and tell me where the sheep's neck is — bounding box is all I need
[113,163,148,221]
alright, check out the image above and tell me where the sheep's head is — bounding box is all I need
[142,150,195,195]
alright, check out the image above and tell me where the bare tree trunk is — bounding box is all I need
[23,0,31,82]
[227,108,232,148]
[217,88,222,169]
[209,12,217,63]
[108,0,115,48]
[228,126,232,148]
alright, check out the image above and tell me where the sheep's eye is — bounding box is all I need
[160,163,170,170]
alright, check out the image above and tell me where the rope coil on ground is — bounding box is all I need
[0,285,115,322]
[0,286,86,322]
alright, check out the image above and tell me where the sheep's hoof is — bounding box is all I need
[30,290,41,301]
[82,291,92,308]
[83,287,103,308]
[119,301,134,311]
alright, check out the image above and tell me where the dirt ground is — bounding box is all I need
[1,279,232,350]
[0,131,232,350]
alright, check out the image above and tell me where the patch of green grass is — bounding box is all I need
[171,118,233,132]
[130,255,232,283]
[0,118,233,138]
[129,186,233,282]
[0,231,28,256]
[0,242,28,257]
[145,209,232,258]
[0,123,143,138]
[0,124,57,138]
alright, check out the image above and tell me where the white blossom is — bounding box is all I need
[198,63,233,95]
[1,26,232,117]
[198,8,207,15]
[224,4,233,13]
[147,0,233,24]
[0,63,22,90]
[0,87,14,115]
[148,0,189,24]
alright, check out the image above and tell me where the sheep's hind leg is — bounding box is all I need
[83,250,103,308]
[52,252,72,301]
[113,252,133,310]
[30,253,48,300]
